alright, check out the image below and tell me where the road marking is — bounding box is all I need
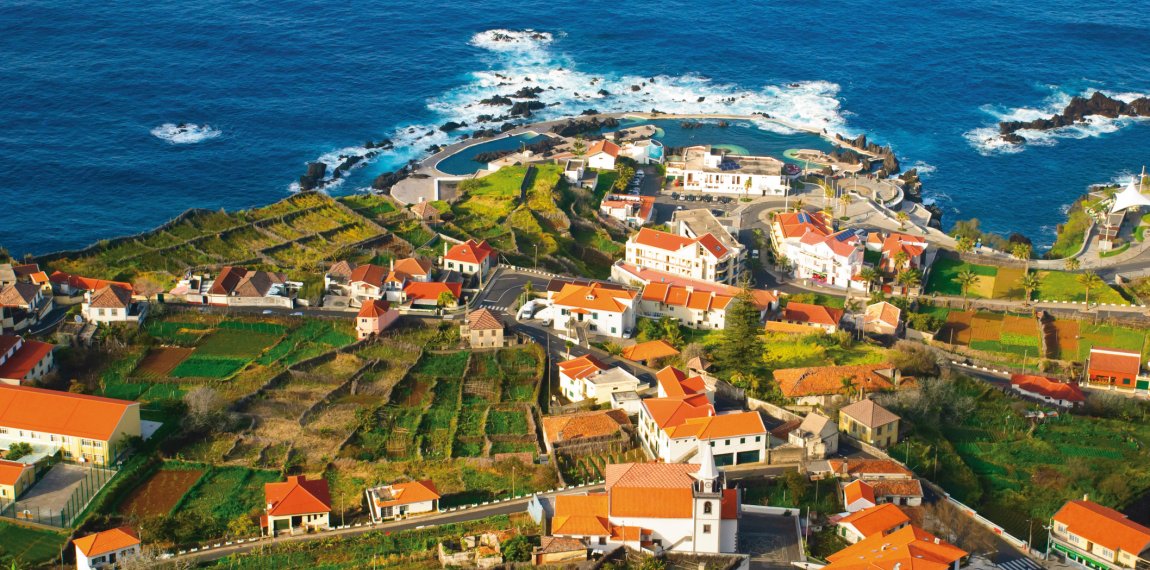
[997,558,1042,570]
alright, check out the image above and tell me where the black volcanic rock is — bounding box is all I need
[298,162,327,191]
[512,86,544,98]
[550,117,619,137]
[997,91,1150,144]
[439,121,466,132]
[480,95,513,106]
[509,101,546,116]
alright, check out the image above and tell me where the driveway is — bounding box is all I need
[739,511,804,570]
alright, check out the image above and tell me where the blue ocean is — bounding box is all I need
[3,0,1149,256]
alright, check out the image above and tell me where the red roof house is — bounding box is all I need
[1088,347,1142,389]
[1010,374,1085,406]
[263,475,331,535]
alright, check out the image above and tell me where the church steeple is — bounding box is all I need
[692,443,723,496]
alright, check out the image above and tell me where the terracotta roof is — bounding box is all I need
[773,210,832,240]
[641,393,714,431]
[48,271,132,293]
[207,267,284,297]
[552,283,636,313]
[350,264,388,287]
[387,258,432,283]
[844,479,876,506]
[0,283,39,307]
[552,493,610,536]
[826,459,914,478]
[327,260,357,278]
[466,308,503,330]
[11,264,40,278]
[667,411,766,440]
[0,459,31,487]
[1089,347,1142,376]
[0,339,53,381]
[411,201,440,217]
[73,527,140,558]
[605,463,697,519]
[265,475,331,516]
[29,271,50,285]
[655,366,706,398]
[88,285,132,309]
[536,536,587,554]
[587,140,620,158]
[840,399,900,429]
[771,418,803,440]
[0,335,19,356]
[1053,499,1150,556]
[801,229,861,258]
[687,356,710,371]
[403,281,460,303]
[864,302,901,329]
[0,384,134,441]
[871,479,923,499]
[357,299,392,318]
[446,239,495,264]
[631,227,730,259]
[781,302,844,327]
[774,364,902,399]
[825,525,966,570]
[1010,374,1085,403]
[641,283,736,312]
[882,233,928,261]
[558,354,609,380]
[622,340,680,362]
[839,504,909,538]
[373,480,440,509]
[542,409,631,444]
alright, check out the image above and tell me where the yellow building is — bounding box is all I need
[0,459,34,502]
[1051,499,1150,570]
[839,399,900,448]
[0,384,141,465]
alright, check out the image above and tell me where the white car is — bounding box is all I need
[262,309,274,315]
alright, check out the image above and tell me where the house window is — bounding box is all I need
[755,436,761,442]
[703,524,712,534]
[740,437,745,444]
[703,501,712,514]
[98,309,105,316]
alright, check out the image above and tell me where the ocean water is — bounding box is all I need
[3,0,1149,255]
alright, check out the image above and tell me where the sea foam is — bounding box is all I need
[151,123,221,144]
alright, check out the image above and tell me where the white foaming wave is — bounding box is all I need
[909,160,937,177]
[469,29,554,52]
[151,123,221,144]
[964,88,1150,155]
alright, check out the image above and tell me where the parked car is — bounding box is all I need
[703,195,713,202]
[671,193,680,200]
[262,309,274,315]
[291,311,304,316]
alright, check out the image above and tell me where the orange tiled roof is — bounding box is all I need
[350,264,388,287]
[800,229,860,258]
[587,140,620,158]
[0,459,31,487]
[0,338,53,381]
[605,463,697,519]
[773,211,832,240]
[871,479,923,499]
[642,393,714,431]
[265,475,331,517]
[839,504,909,538]
[641,283,736,312]
[542,409,631,444]
[48,271,132,293]
[827,459,914,478]
[403,281,461,302]
[373,480,440,509]
[387,258,432,283]
[0,384,136,441]
[0,283,40,307]
[881,233,927,261]
[446,239,495,264]
[411,201,440,217]
[552,283,636,313]
[1053,499,1150,556]
[327,260,357,278]
[357,299,392,318]
[73,527,140,558]
[622,340,680,362]
[632,228,729,259]
[844,480,876,506]
[1010,374,1085,403]
[781,302,844,327]
[825,525,966,570]
[466,308,503,330]
[557,354,609,380]
[773,364,901,398]
[667,411,766,440]
[552,493,610,536]
[864,302,901,329]
[29,271,50,285]
[655,366,705,398]
[1089,347,1142,376]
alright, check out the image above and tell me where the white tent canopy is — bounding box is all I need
[1110,178,1150,213]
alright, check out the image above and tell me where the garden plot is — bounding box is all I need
[940,310,1041,357]
[173,466,281,541]
[119,465,204,518]
[558,448,646,486]
[134,347,194,377]
[1050,319,1080,360]
[1075,322,1148,361]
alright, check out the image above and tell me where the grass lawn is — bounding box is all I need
[196,328,282,358]
[1034,271,1127,304]
[762,333,887,369]
[925,257,998,297]
[338,194,397,218]
[0,521,66,567]
[1076,323,1149,361]
[593,170,619,200]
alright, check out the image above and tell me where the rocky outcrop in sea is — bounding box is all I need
[997,91,1150,144]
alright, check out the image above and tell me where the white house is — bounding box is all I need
[1010,374,1086,407]
[563,158,586,184]
[599,194,655,227]
[789,229,865,290]
[263,475,331,536]
[0,334,55,386]
[74,527,140,570]
[620,139,664,165]
[558,354,642,405]
[550,283,637,339]
[175,267,296,309]
[82,285,146,325]
[586,140,621,170]
[665,145,792,196]
[365,480,440,522]
[836,503,911,544]
[787,412,839,459]
[443,239,497,282]
[549,446,740,554]
[612,262,780,325]
[625,227,739,285]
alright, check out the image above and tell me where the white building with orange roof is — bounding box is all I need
[82,285,147,325]
[263,475,331,536]
[835,503,910,544]
[790,228,865,289]
[842,479,878,512]
[381,257,433,301]
[557,354,641,404]
[770,210,833,252]
[73,526,141,570]
[365,479,440,522]
[599,194,655,227]
[0,334,56,385]
[443,239,497,282]
[638,367,766,466]
[612,261,779,325]
[880,232,930,273]
[1051,498,1150,570]
[863,301,901,336]
[550,283,637,339]
[586,140,621,170]
[549,445,740,554]
[625,227,739,285]
[0,384,140,464]
[823,524,967,570]
[355,299,399,340]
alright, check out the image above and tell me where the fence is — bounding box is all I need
[0,463,118,528]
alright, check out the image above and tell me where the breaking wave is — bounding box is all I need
[151,123,221,144]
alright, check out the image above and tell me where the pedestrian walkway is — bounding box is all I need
[996,556,1044,570]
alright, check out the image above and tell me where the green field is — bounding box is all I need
[1033,270,1127,304]
[486,409,529,435]
[175,466,282,539]
[196,328,282,358]
[171,356,250,378]
[925,257,997,296]
[0,521,66,567]
[1076,323,1149,360]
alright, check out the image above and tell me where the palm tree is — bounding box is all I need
[839,193,854,218]
[523,279,534,298]
[1020,271,1042,305]
[857,267,881,293]
[793,198,805,212]
[823,184,835,211]
[956,236,975,255]
[1064,257,1081,271]
[1078,271,1103,309]
[895,268,922,295]
[956,269,979,309]
[776,255,792,272]
[1011,242,1032,270]
[892,251,911,273]
[896,211,910,230]
[839,376,855,402]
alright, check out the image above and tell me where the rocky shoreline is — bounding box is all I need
[997,91,1150,145]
